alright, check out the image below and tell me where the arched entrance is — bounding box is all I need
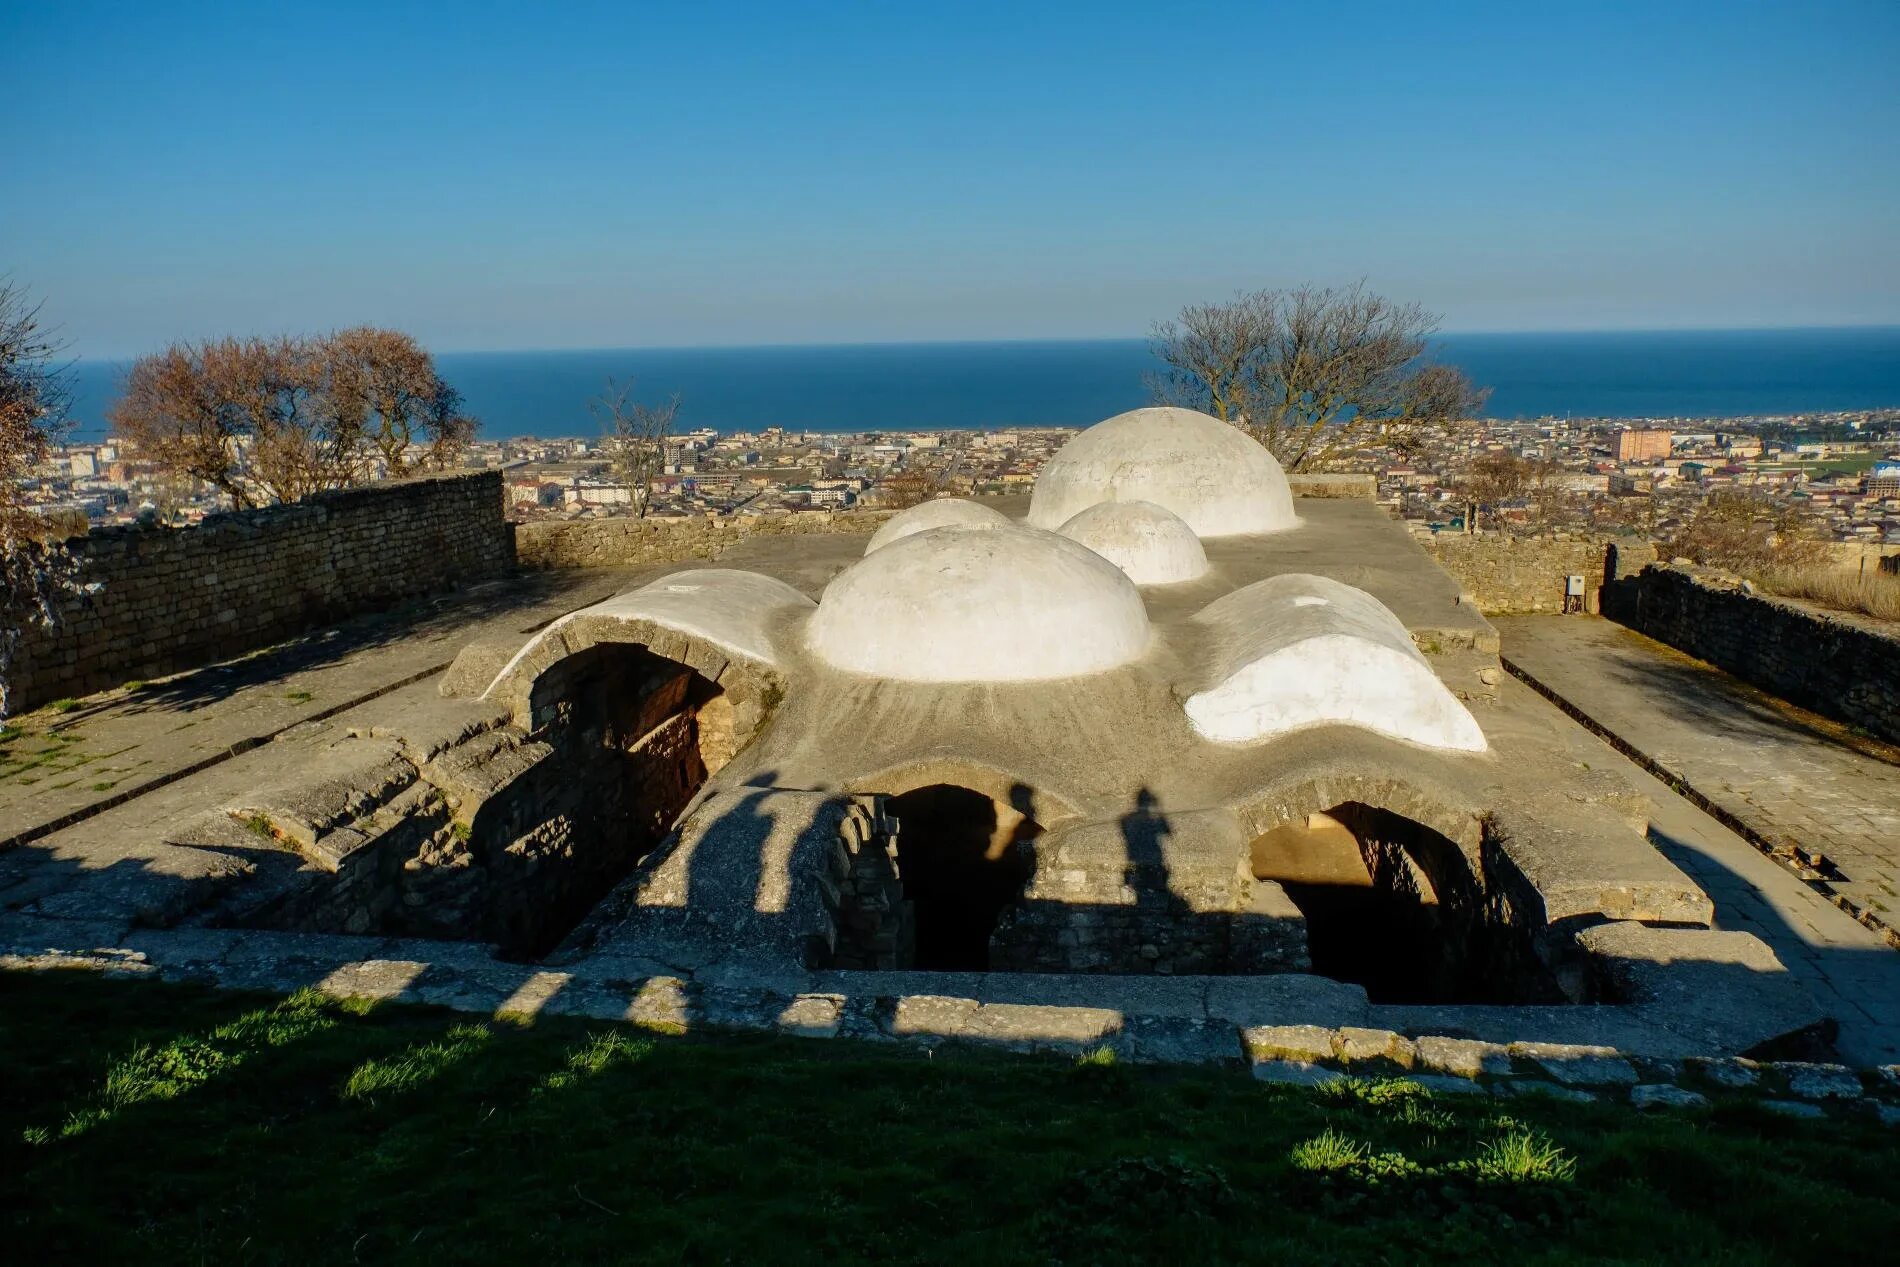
[552,643,736,851]
[1250,802,1482,1002]
[884,784,1038,970]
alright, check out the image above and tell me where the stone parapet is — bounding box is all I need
[7,472,515,715]
[1287,472,1377,499]
[514,509,892,570]
[1421,531,1657,616]
[1602,563,1900,745]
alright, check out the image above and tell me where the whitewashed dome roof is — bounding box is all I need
[1026,406,1297,538]
[864,497,1008,554]
[1057,500,1209,585]
[807,524,1152,681]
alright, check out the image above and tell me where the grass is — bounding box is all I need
[1757,565,1900,622]
[284,689,315,704]
[46,698,80,714]
[3,972,1897,1264]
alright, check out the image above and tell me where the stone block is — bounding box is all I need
[1333,1027,1417,1069]
[1414,1036,1512,1080]
[1630,1084,1710,1111]
[1509,1041,1637,1086]
[1252,1060,1344,1086]
[1242,1023,1337,1064]
[1404,1074,1490,1096]
[1779,1063,1862,1101]
[776,993,845,1039]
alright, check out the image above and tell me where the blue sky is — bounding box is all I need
[5,0,1897,359]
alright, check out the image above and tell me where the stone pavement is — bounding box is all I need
[1496,615,1900,945]
[0,567,653,848]
[1493,619,1900,1064]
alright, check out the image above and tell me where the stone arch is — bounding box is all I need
[842,758,1083,831]
[843,761,1077,971]
[1235,776,1497,1002]
[482,612,785,755]
[1232,772,1485,869]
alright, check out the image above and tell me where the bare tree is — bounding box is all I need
[877,471,930,510]
[1147,290,1277,423]
[325,327,475,476]
[1454,450,1531,533]
[591,378,677,519]
[1525,458,1572,533]
[113,336,343,506]
[1,282,81,717]
[1152,282,1489,471]
[1671,489,1827,576]
[113,328,475,506]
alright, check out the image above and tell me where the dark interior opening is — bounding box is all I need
[502,643,735,957]
[886,784,1037,971]
[1254,802,1487,1004]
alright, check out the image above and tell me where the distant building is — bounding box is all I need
[1615,429,1674,462]
[1868,462,1900,497]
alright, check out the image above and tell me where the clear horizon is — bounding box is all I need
[50,323,1900,368]
[7,1,1898,361]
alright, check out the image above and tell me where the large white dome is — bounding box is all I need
[1057,500,1209,585]
[806,524,1152,681]
[1026,407,1297,537]
[864,497,1008,554]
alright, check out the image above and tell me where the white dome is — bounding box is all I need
[865,497,1008,554]
[807,524,1152,681]
[1026,407,1297,537]
[1057,500,1209,585]
[1183,574,1487,752]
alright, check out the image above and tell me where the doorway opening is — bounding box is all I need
[1252,802,1485,1002]
[885,784,1037,970]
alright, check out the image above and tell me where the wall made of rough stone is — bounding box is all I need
[1422,532,1659,615]
[1602,563,1900,745]
[9,472,514,714]
[514,509,893,570]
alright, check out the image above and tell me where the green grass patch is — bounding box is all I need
[1,974,1896,1263]
[284,690,315,704]
[46,698,80,714]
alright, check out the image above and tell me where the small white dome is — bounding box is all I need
[865,498,1009,554]
[1183,574,1487,751]
[1027,407,1297,538]
[1057,500,1210,585]
[808,524,1152,681]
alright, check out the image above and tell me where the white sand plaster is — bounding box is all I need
[807,524,1152,681]
[483,569,813,697]
[1184,573,1487,751]
[1057,500,1210,585]
[1027,407,1298,537]
[864,498,1009,554]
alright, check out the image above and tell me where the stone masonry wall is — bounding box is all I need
[1423,532,1659,615]
[514,509,893,570]
[1602,563,1900,745]
[9,472,515,714]
[514,479,1379,572]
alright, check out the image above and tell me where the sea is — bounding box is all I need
[61,327,1900,442]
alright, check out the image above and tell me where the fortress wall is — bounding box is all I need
[1285,472,1378,499]
[514,480,1375,572]
[1422,532,1657,615]
[1602,563,1900,745]
[9,472,514,714]
[513,509,893,569]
